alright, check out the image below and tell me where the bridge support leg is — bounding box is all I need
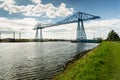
[76,20,81,41]
[35,29,38,39]
[39,29,43,41]
[81,20,87,39]
[76,20,87,42]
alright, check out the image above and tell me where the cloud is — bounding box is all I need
[47,19,52,22]
[31,0,41,4]
[44,24,75,33]
[0,18,38,38]
[84,19,120,39]
[56,3,74,17]
[0,0,74,18]
[85,19,120,30]
[0,0,16,14]
[0,0,15,4]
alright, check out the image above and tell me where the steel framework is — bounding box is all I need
[33,12,100,41]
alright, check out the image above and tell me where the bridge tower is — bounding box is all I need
[35,23,43,41]
[77,17,87,41]
[35,28,43,41]
[35,28,38,39]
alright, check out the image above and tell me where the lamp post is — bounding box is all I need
[13,31,15,39]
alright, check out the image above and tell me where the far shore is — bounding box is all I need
[0,38,71,43]
[0,38,102,43]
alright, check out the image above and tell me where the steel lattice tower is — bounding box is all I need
[76,12,87,41]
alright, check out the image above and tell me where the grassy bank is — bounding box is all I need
[53,42,120,80]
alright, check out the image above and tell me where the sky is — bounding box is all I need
[0,0,120,39]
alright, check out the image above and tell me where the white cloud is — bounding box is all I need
[0,18,38,31]
[47,19,52,22]
[56,3,74,17]
[0,0,74,18]
[31,0,41,4]
[0,0,16,14]
[0,0,15,4]
[44,3,74,18]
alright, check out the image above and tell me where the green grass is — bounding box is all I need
[53,42,120,80]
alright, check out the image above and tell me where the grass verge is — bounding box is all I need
[53,42,120,80]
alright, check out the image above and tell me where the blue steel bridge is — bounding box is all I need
[33,12,100,41]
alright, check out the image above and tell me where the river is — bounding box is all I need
[0,42,98,80]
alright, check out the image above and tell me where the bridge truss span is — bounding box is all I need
[33,12,100,41]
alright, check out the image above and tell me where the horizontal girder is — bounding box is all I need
[33,12,100,30]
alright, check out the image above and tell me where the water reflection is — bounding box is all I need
[76,43,84,53]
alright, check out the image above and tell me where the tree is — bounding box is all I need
[107,30,120,41]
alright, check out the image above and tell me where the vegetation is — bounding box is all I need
[53,42,120,80]
[107,30,119,41]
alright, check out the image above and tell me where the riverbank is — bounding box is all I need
[53,42,120,80]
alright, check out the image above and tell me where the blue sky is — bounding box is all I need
[0,0,120,39]
[1,0,120,19]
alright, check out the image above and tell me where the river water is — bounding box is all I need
[0,42,98,80]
